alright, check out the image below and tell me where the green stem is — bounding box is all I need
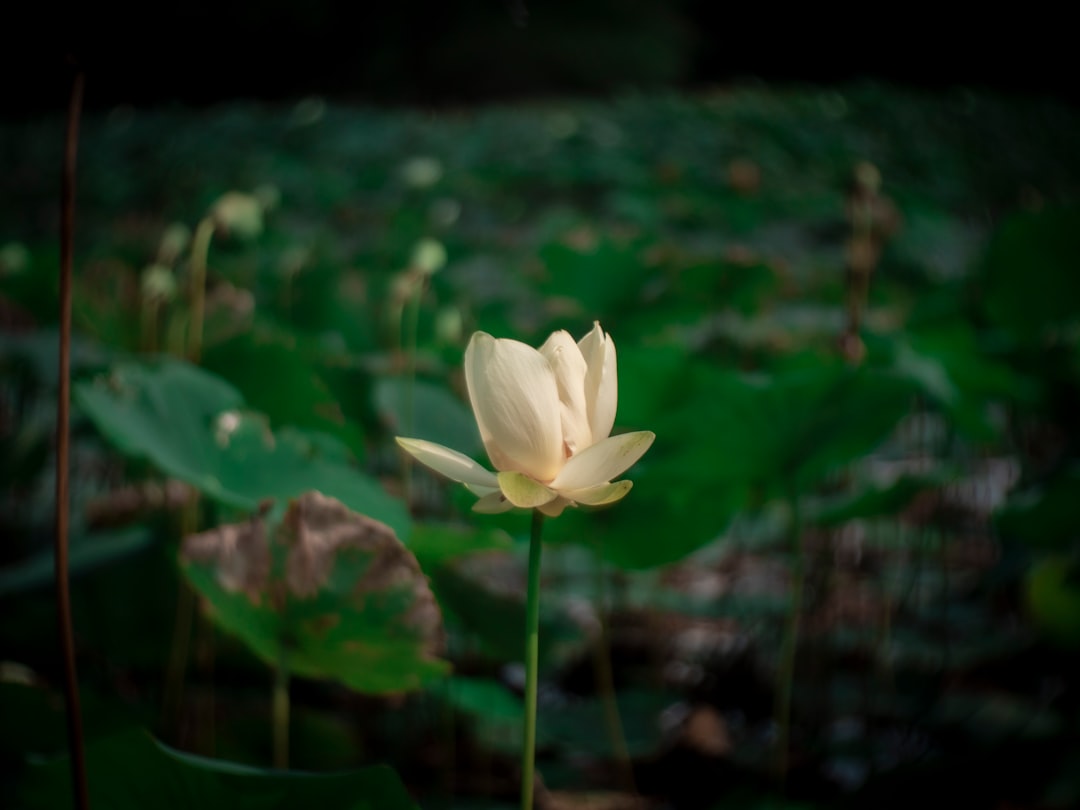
[273,651,290,770]
[187,217,214,363]
[592,549,636,794]
[521,509,544,810]
[774,483,804,787]
[140,298,157,354]
[163,501,199,738]
[401,280,424,509]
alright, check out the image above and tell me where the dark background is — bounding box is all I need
[5,1,1074,114]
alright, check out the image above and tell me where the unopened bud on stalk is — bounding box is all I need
[411,238,447,276]
[157,223,191,265]
[435,306,464,345]
[210,192,264,240]
[401,156,443,189]
[141,263,177,303]
[0,242,29,276]
[853,161,882,195]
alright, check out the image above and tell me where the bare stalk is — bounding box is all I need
[56,64,89,810]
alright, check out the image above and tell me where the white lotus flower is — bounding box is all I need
[397,322,654,517]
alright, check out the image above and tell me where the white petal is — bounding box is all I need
[550,430,655,492]
[473,490,514,513]
[497,471,559,508]
[465,484,500,497]
[396,437,498,488]
[564,480,633,506]
[578,322,618,441]
[537,497,570,517]
[465,332,564,482]
[540,330,592,456]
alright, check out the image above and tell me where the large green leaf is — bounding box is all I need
[75,360,409,537]
[438,676,536,755]
[542,459,744,570]
[545,359,913,569]
[0,527,153,598]
[182,491,448,694]
[202,330,365,458]
[406,523,513,569]
[981,205,1080,340]
[375,376,481,456]
[867,328,1037,441]
[672,361,914,492]
[428,557,586,668]
[20,729,417,810]
[538,238,649,321]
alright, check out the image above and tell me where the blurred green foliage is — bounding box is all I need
[3,84,1080,807]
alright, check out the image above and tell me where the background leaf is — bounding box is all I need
[20,729,417,810]
[75,360,409,536]
[182,491,448,694]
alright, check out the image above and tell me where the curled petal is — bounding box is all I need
[578,322,618,441]
[550,430,655,492]
[564,480,633,506]
[497,471,559,508]
[465,333,564,482]
[473,491,514,513]
[538,497,570,518]
[396,437,498,489]
[540,330,592,456]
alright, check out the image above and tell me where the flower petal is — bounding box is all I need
[578,322,618,441]
[564,480,633,506]
[465,332,564,482]
[550,430,655,492]
[540,330,592,456]
[473,491,514,513]
[497,471,559,508]
[538,497,570,518]
[396,437,499,488]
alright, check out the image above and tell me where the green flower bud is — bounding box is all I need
[210,192,264,240]
[0,242,29,276]
[401,156,443,189]
[158,222,191,265]
[141,263,177,302]
[411,238,447,276]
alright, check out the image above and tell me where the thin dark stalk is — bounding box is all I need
[272,651,290,769]
[520,509,544,810]
[592,548,636,794]
[774,481,804,788]
[56,65,89,810]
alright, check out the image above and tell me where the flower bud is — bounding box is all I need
[401,156,443,189]
[156,222,190,266]
[141,263,177,303]
[0,242,29,276]
[435,306,463,345]
[210,192,264,240]
[411,238,447,276]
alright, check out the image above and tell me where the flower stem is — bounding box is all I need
[592,549,636,794]
[401,281,424,509]
[521,509,544,810]
[774,483,804,787]
[187,217,214,363]
[56,64,89,810]
[273,651,290,770]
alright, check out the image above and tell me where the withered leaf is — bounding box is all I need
[181,491,448,694]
